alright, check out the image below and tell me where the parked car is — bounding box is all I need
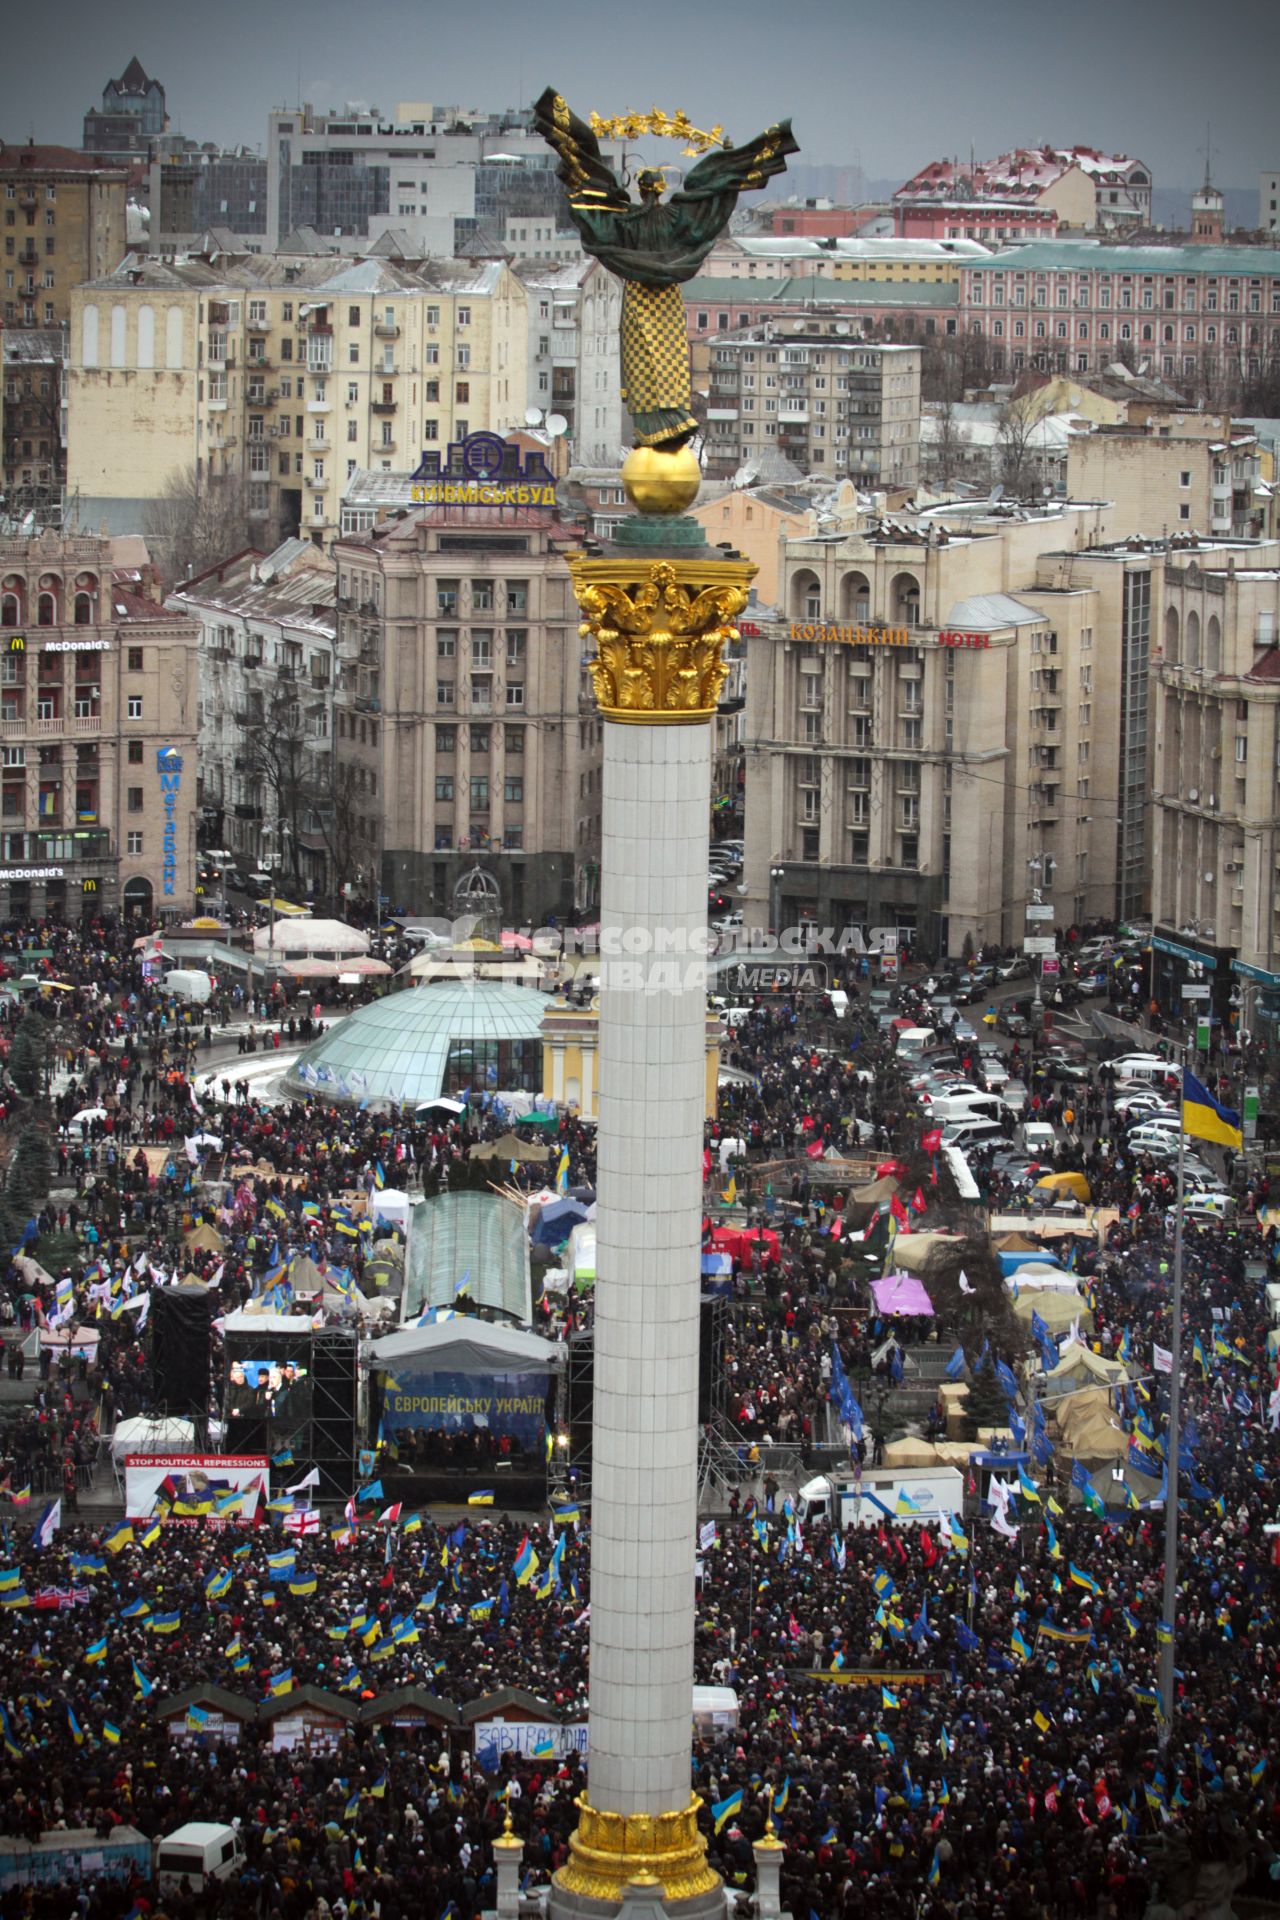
[996,957,1031,982]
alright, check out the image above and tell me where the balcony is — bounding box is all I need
[245,355,272,374]
[310,434,332,453]
[34,716,64,737]
[306,396,331,413]
[0,718,26,738]
[18,249,39,268]
[375,437,396,454]
[246,316,271,335]
[306,355,333,377]
[72,712,101,734]
[305,474,327,490]
[371,398,397,414]
[374,322,400,339]
[778,403,811,424]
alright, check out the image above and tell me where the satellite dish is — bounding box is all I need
[1188,788,1198,802]
[1203,872,1214,885]
[834,321,851,335]
[545,413,569,437]
[524,406,545,428]
[990,484,1005,504]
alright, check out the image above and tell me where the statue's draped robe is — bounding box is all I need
[533,90,798,446]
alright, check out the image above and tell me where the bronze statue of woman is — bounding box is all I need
[532,89,799,451]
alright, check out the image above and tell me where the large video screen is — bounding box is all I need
[378,1366,550,1470]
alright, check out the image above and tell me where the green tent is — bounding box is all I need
[515,1111,560,1131]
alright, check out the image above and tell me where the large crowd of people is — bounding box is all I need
[0,916,1272,1918]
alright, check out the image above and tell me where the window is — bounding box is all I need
[437,580,458,614]
[504,777,523,804]
[435,775,454,801]
[436,680,455,706]
[126,831,143,855]
[127,740,143,764]
[470,726,490,753]
[127,787,143,813]
[456,306,470,327]
[456,345,470,370]
[127,695,142,720]
[506,684,524,707]
[456,381,469,404]
[127,648,143,671]
[435,725,456,752]
[506,726,524,755]
[470,775,489,811]
[437,631,457,657]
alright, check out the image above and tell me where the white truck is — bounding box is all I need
[798,1465,965,1531]
[155,1823,245,1895]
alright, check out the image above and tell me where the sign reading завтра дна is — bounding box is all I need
[789,623,991,649]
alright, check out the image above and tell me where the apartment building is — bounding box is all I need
[333,475,600,924]
[518,259,623,468]
[1262,172,1280,237]
[0,531,198,921]
[685,277,960,359]
[739,503,1122,957]
[703,237,990,282]
[1066,416,1267,540]
[703,332,921,488]
[66,252,528,548]
[958,243,1280,402]
[0,142,128,332]
[1151,543,1280,1019]
[265,103,621,255]
[897,148,1152,233]
[3,330,65,524]
[167,540,359,900]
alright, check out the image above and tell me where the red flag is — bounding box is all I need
[920,1528,937,1568]
[1044,1786,1058,1814]
[920,1128,943,1154]
[889,1194,910,1227]
[876,1159,908,1179]
[911,1187,927,1214]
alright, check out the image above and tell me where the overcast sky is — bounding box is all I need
[2,0,1276,188]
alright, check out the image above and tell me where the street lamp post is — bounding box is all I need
[1027,852,1056,1035]
[770,865,785,938]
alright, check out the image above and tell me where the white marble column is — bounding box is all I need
[588,717,709,1816]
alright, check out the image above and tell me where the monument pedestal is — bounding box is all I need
[547,534,754,1919]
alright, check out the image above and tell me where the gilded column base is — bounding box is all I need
[549,1794,722,1911]
[569,553,757,726]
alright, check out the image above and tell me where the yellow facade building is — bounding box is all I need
[541,996,721,1121]
[67,253,528,553]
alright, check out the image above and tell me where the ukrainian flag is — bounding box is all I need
[289,1575,318,1598]
[1181,1069,1242,1149]
[532,1732,556,1759]
[552,1501,580,1525]
[84,1638,108,1664]
[149,1610,181,1634]
[120,1599,150,1621]
[104,1522,133,1556]
[268,1668,293,1696]
[712,1788,743,1833]
[1069,1564,1100,1596]
[468,1490,495,1507]
[881,1684,900,1709]
[102,1721,121,1746]
[0,1569,21,1592]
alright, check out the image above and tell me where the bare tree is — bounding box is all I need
[143,466,255,590]
[924,398,972,490]
[995,400,1041,498]
[243,682,325,895]
[313,760,378,908]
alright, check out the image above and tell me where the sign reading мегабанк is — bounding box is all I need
[789,624,991,649]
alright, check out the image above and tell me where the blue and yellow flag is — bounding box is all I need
[469,1490,495,1507]
[84,1637,108,1664]
[712,1788,743,1834]
[1181,1069,1242,1149]
[102,1720,121,1746]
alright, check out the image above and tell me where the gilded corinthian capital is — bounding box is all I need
[569,557,754,725]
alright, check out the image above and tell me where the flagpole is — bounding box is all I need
[1158,1041,1188,1741]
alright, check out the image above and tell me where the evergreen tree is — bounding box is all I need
[6,1125,51,1219]
[7,1017,45,1100]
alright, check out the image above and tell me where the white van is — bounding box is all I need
[1020,1120,1057,1157]
[1110,1053,1176,1086]
[895,1026,936,1058]
[156,1823,245,1894]
[827,989,850,1018]
[929,1092,1004,1126]
[941,1117,1005,1151]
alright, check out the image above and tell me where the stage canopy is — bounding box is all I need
[368,1318,563,1376]
[402,1190,530,1326]
[111,1414,195,1464]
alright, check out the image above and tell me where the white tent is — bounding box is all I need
[368,1318,564,1375]
[111,1414,195,1464]
[252,918,369,956]
[371,1187,411,1231]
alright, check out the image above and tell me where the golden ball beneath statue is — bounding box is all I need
[621,444,702,516]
